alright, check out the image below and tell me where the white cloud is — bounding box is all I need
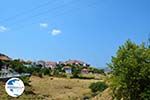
[40,23,48,28]
[51,29,61,36]
[0,26,8,32]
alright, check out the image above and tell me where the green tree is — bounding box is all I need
[72,65,81,78]
[9,60,27,73]
[41,68,51,76]
[109,40,150,100]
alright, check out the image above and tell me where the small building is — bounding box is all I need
[45,61,57,69]
[63,66,72,74]
[81,68,89,74]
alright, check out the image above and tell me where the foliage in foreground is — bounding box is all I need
[109,40,150,100]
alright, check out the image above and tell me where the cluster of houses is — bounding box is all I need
[0,53,91,76]
[23,59,90,74]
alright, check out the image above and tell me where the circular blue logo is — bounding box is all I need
[5,78,25,97]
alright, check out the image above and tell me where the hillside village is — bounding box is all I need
[24,59,90,73]
[0,53,105,80]
[0,53,109,100]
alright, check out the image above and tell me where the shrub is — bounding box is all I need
[72,66,81,78]
[20,76,30,86]
[38,72,43,78]
[89,81,108,93]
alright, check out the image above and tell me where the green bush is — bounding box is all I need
[89,81,108,93]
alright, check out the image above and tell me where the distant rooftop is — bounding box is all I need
[0,53,11,61]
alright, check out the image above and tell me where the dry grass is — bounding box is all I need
[30,76,99,100]
[0,75,107,100]
[91,88,112,100]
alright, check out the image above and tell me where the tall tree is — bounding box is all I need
[109,40,150,100]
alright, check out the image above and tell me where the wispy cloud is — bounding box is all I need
[40,23,48,28]
[50,29,62,36]
[0,26,8,32]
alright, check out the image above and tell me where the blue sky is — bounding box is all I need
[0,0,149,68]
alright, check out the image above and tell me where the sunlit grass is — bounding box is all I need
[30,76,99,100]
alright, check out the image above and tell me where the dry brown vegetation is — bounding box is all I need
[0,75,109,100]
[91,88,112,100]
[30,76,99,100]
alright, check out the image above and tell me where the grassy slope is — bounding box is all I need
[0,76,110,100]
[30,76,99,100]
